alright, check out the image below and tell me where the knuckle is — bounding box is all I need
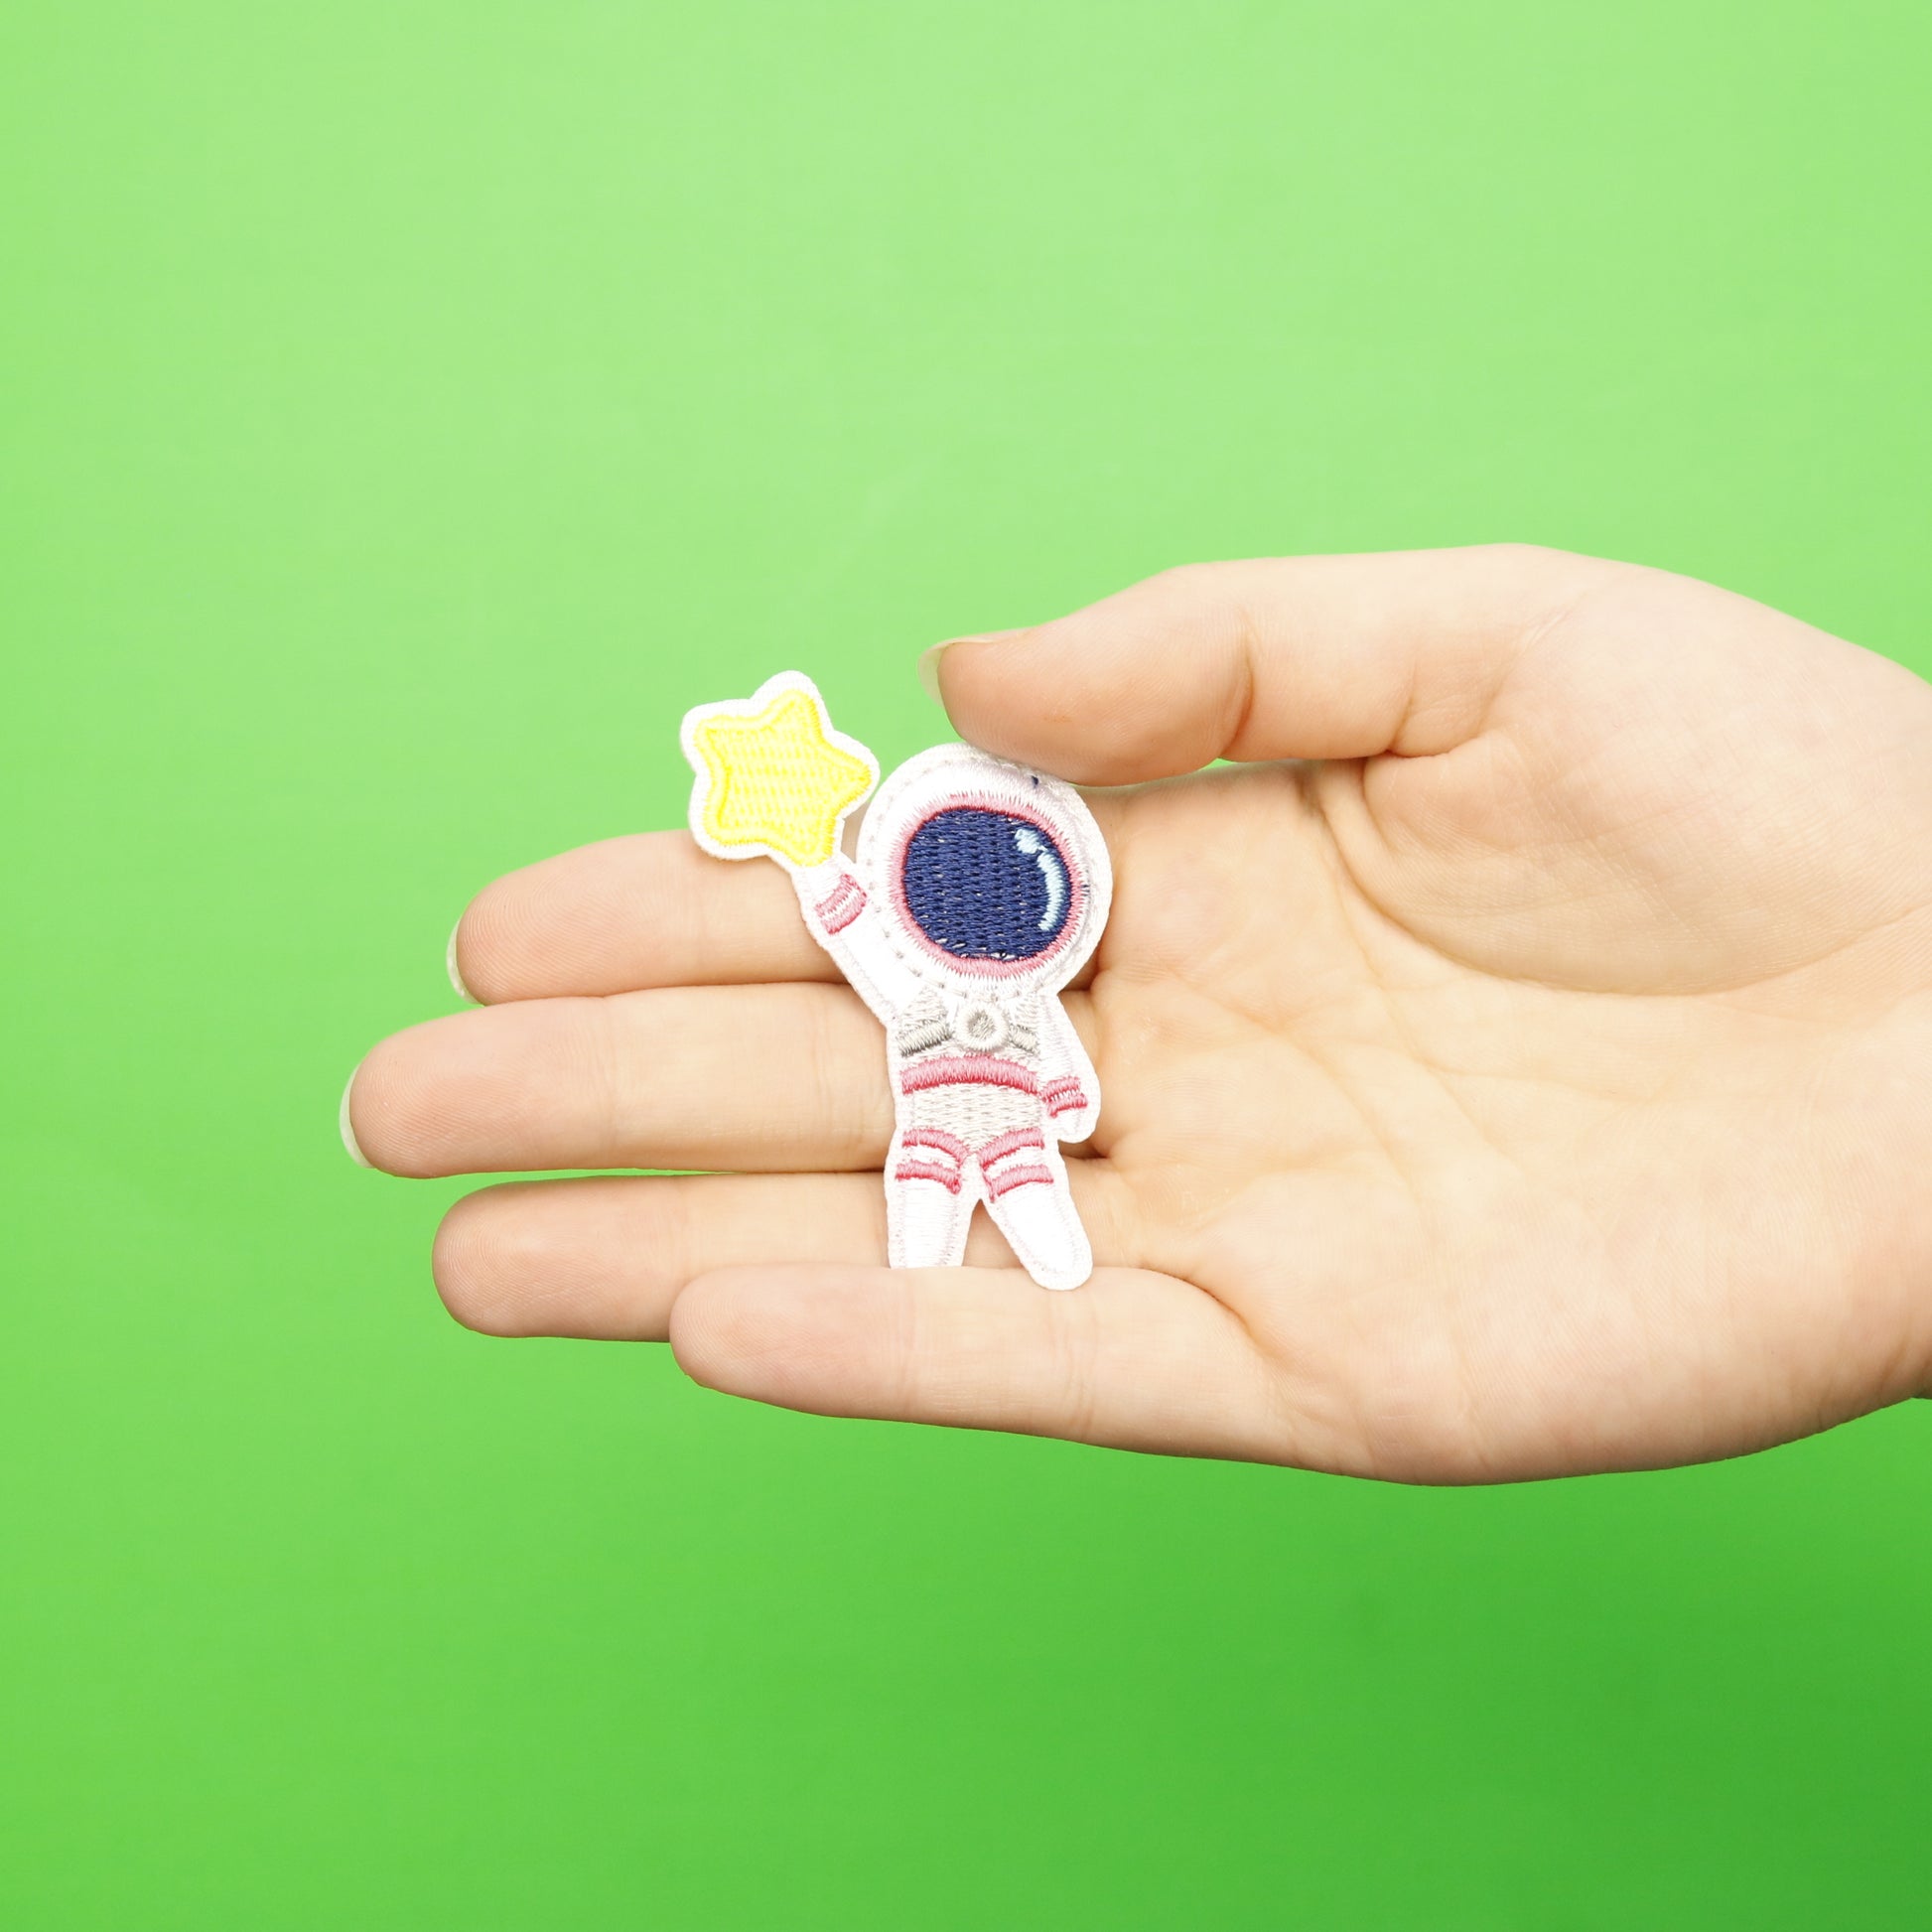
[1469,540,1612,600]
[798,984,888,1167]
[1148,559,1221,597]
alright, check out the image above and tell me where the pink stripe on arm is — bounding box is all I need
[814,877,867,933]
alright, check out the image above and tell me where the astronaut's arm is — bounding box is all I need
[791,859,920,1022]
[1037,995,1100,1141]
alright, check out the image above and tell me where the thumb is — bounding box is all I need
[920,545,1615,785]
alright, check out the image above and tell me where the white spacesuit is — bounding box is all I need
[790,744,1111,1291]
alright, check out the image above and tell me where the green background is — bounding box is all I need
[5,3,1929,1925]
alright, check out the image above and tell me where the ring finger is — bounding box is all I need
[347,981,889,1176]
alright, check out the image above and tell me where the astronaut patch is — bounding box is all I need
[681,672,1111,1291]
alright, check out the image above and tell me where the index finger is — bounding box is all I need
[452,831,833,1003]
[454,789,1127,1004]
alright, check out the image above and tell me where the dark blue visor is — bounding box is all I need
[900,808,1072,960]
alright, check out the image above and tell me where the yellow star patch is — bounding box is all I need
[681,672,878,871]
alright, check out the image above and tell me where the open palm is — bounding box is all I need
[346,547,1932,1479]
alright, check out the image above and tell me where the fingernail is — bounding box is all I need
[340,1068,371,1169]
[915,642,952,706]
[446,918,478,1005]
[917,629,1024,707]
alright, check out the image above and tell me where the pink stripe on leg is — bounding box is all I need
[985,1164,1054,1199]
[976,1126,1047,1168]
[900,1125,971,1163]
[894,1160,963,1194]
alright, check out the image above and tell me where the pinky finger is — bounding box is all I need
[668,1263,1291,1462]
[430,1164,1139,1343]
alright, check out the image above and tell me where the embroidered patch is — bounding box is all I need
[681,673,1112,1292]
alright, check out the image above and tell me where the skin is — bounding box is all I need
[345,545,1932,1481]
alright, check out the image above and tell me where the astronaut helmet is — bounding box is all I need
[856,744,1112,992]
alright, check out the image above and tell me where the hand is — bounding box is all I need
[345,546,1932,1479]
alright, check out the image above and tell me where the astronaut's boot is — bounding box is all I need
[987,1174,1093,1291]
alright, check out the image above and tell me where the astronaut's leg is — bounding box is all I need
[979,1126,1092,1291]
[887,1126,974,1270]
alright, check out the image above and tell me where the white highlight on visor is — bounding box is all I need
[1014,826,1066,933]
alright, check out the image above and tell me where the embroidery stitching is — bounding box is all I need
[894,1158,964,1194]
[899,1125,972,1162]
[884,791,1090,980]
[897,1053,1039,1095]
[900,807,1073,959]
[682,675,1111,1292]
[815,876,867,934]
[975,1126,1046,1167]
[985,1163,1055,1199]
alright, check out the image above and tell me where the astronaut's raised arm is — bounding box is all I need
[791,858,920,1021]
